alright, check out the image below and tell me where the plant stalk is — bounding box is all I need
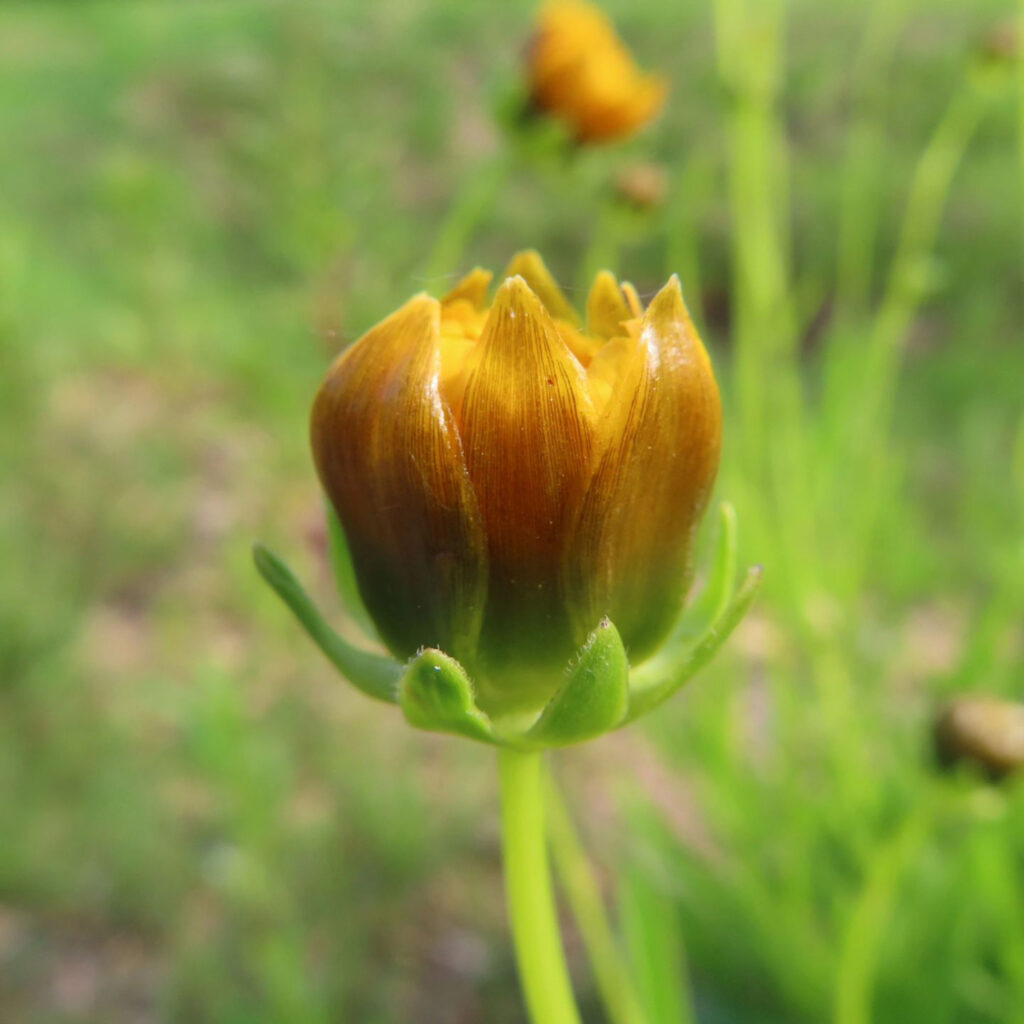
[498,747,582,1024]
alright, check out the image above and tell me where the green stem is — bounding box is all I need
[841,74,994,599]
[834,795,937,1024]
[424,154,510,283]
[665,154,714,333]
[835,0,909,316]
[545,773,649,1024]
[578,200,623,295]
[498,748,582,1024]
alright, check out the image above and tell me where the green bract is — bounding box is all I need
[254,502,761,748]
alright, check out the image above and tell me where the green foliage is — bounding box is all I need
[1,0,1021,1021]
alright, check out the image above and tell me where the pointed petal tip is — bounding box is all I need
[643,273,689,329]
[480,274,555,345]
[501,250,580,325]
[663,273,684,301]
[441,268,493,310]
[403,291,442,316]
[493,272,540,308]
[587,270,632,339]
[507,247,543,266]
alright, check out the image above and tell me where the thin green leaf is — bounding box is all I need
[325,505,379,641]
[627,565,763,722]
[620,805,696,1024]
[685,501,738,631]
[252,542,401,703]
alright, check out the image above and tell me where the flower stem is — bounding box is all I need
[498,748,582,1024]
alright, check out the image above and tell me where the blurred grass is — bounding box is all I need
[0,0,1022,1022]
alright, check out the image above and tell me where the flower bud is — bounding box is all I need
[935,696,1024,780]
[311,252,720,716]
[614,161,669,210]
[525,1,667,144]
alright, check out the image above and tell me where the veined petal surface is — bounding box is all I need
[458,277,594,710]
[311,296,486,664]
[503,250,580,326]
[586,270,632,340]
[565,276,721,661]
[442,268,492,310]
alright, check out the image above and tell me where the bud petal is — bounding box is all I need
[311,295,487,664]
[442,268,493,310]
[459,276,594,710]
[586,270,632,340]
[565,276,722,661]
[503,250,581,326]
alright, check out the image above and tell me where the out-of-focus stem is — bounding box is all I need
[424,154,510,285]
[713,0,815,622]
[836,0,910,316]
[665,155,714,332]
[578,200,622,295]
[545,773,649,1024]
[834,798,934,1024]
[844,75,994,595]
[498,748,582,1024]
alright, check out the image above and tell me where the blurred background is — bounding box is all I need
[1,0,1022,1021]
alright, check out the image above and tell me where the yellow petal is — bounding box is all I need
[310,295,487,664]
[586,335,634,416]
[565,275,721,661]
[620,281,643,317]
[503,250,580,327]
[458,276,594,709]
[587,270,632,339]
[528,2,667,144]
[554,320,603,366]
[442,267,492,310]
[582,74,667,143]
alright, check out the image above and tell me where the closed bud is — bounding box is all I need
[311,252,721,717]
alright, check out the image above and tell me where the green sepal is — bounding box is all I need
[252,542,402,704]
[626,565,763,723]
[527,618,629,747]
[325,506,379,642]
[399,648,496,745]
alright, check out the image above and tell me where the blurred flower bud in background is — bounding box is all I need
[614,160,669,210]
[525,1,668,144]
[934,696,1024,780]
[977,18,1020,67]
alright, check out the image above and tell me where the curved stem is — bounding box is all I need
[498,748,582,1024]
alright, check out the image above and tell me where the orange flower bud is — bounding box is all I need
[311,253,721,716]
[525,1,668,144]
